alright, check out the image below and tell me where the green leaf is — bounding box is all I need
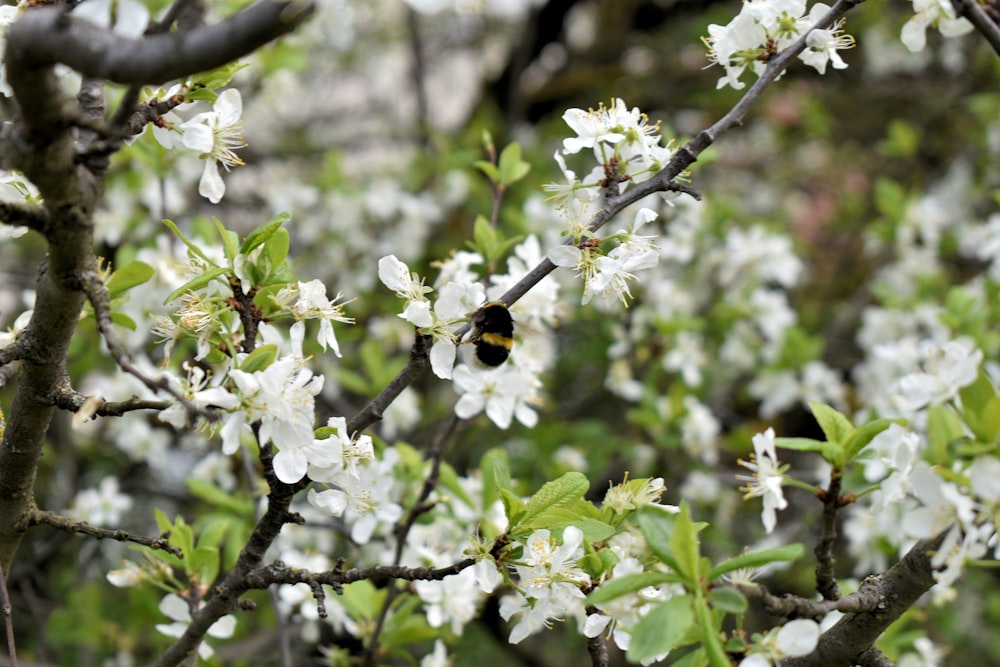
[927,404,968,464]
[239,344,278,373]
[264,227,290,276]
[241,212,291,255]
[709,544,805,580]
[960,369,1000,443]
[669,503,704,586]
[171,518,195,565]
[809,401,854,445]
[707,587,747,614]
[497,142,531,186]
[106,261,154,298]
[516,472,589,529]
[874,177,906,220]
[338,580,382,622]
[214,217,240,262]
[188,478,253,517]
[626,595,695,664]
[501,488,526,525]
[381,595,437,646]
[637,506,681,573]
[580,548,620,580]
[586,572,676,606]
[473,214,498,257]
[474,160,501,184]
[163,219,214,264]
[774,437,827,453]
[154,507,172,534]
[843,418,903,460]
[196,516,231,552]
[189,545,220,584]
[109,311,137,330]
[163,266,230,305]
[481,448,513,515]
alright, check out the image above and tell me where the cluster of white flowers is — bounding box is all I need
[901,0,973,52]
[379,236,555,429]
[307,417,403,544]
[703,0,854,89]
[499,526,591,643]
[540,98,678,307]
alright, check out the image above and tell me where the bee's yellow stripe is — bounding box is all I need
[479,332,513,350]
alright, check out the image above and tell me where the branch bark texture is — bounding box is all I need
[0,0,315,579]
[782,533,946,667]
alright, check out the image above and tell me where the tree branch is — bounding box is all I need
[782,533,947,667]
[79,270,217,421]
[0,202,48,235]
[734,578,881,620]
[814,473,843,601]
[952,0,1000,57]
[6,0,315,89]
[49,384,171,417]
[23,508,182,558]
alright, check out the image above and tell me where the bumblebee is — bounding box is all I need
[469,301,514,367]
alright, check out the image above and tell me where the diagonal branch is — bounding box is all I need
[952,0,1000,57]
[6,0,315,88]
[345,0,869,433]
[782,532,947,667]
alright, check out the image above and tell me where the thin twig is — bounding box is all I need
[952,0,1000,57]
[346,333,431,434]
[364,413,464,667]
[25,509,182,558]
[0,566,16,667]
[814,472,843,601]
[79,270,217,421]
[50,385,171,417]
[343,0,871,455]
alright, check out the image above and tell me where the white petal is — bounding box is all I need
[214,89,243,126]
[181,123,214,153]
[198,160,226,204]
[208,614,237,639]
[430,339,457,379]
[776,619,820,657]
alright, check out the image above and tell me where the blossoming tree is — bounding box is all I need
[0,0,999,665]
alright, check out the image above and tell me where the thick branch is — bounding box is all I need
[782,533,946,667]
[6,0,315,88]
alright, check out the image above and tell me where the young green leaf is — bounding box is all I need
[637,506,681,573]
[516,472,589,529]
[808,401,855,445]
[626,595,695,664]
[669,502,705,586]
[707,587,748,614]
[106,261,154,298]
